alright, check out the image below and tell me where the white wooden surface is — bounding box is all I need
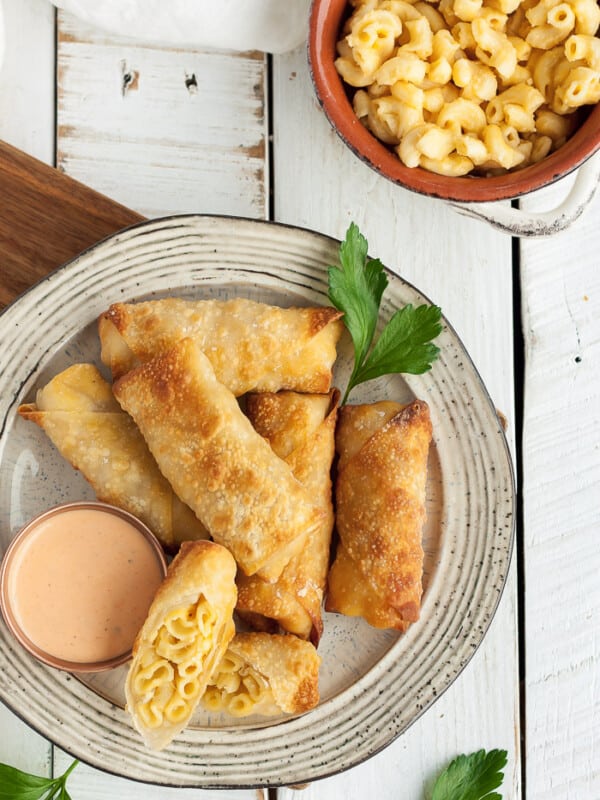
[520,180,600,799]
[56,11,268,220]
[0,0,55,782]
[1,0,598,797]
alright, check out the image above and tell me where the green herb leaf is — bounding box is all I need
[328,221,388,375]
[353,303,442,384]
[0,759,79,800]
[0,764,54,800]
[431,749,508,800]
[328,223,442,403]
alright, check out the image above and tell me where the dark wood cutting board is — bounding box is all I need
[0,140,144,310]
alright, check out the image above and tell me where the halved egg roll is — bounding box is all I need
[99,297,343,394]
[325,400,432,631]
[113,338,324,581]
[236,389,338,645]
[125,540,237,750]
[17,363,207,550]
[202,632,320,718]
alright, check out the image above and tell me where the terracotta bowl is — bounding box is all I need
[308,0,600,203]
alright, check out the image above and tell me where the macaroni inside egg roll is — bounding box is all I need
[202,632,321,718]
[125,540,237,750]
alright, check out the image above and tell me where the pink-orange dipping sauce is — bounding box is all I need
[0,503,167,670]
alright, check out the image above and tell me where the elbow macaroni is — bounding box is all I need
[335,0,600,175]
[202,649,277,717]
[131,595,218,729]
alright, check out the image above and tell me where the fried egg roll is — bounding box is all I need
[325,400,432,631]
[125,540,237,750]
[113,338,324,581]
[202,632,320,718]
[99,297,343,394]
[17,363,207,550]
[236,389,338,645]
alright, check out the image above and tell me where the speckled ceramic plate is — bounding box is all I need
[0,215,514,788]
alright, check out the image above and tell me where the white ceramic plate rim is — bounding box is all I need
[0,214,515,788]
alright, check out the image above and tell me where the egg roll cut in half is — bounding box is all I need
[99,296,344,394]
[125,540,237,750]
[236,389,339,645]
[325,400,432,632]
[202,632,321,718]
[17,363,207,551]
[113,338,324,581]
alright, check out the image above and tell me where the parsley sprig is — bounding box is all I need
[328,223,442,404]
[0,758,79,800]
[431,749,508,800]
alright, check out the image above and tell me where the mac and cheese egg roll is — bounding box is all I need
[113,338,324,581]
[99,297,343,394]
[17,363,207,550]
[125,540,237,750]
[326,400,432,631]
[236,389,338,645]
[202,632,321,718]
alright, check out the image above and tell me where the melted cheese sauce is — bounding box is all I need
[7,507,165,664]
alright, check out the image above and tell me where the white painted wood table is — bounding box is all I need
[0,2,598,798]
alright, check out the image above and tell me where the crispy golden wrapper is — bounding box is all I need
[113,338,324,581]
[236,389,338,645]
[202,632,321,717]
[99,297,343,394]
[17,363,207,550]
[325,400,432,631]
[125,540,237,750]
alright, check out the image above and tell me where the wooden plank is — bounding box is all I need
[56,11,268,220]
[0,141,143,308]
[53,750,267,800]
[272,46,521,800]
[0,0,56,779]
[0,0,55,165]
[520,176,600,798]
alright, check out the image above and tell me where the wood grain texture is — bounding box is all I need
[53,750,267,800]
[520,177,600,799]
[56,11,268,219]
[0,0,55,164]
[0,140,143,308]
[272,44,521,800]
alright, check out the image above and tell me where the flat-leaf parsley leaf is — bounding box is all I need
[328,223,442,404]
[431,749,508,800]
[0,758,79,800]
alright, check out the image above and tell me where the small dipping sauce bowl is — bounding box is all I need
[0,502,167,672]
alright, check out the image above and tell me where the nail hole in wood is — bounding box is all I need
[121,61,140,96]
[185,73,198,94]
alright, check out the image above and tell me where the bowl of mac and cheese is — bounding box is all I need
[308,0,600,202]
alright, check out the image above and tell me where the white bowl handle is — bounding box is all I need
[449,150,600,237]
